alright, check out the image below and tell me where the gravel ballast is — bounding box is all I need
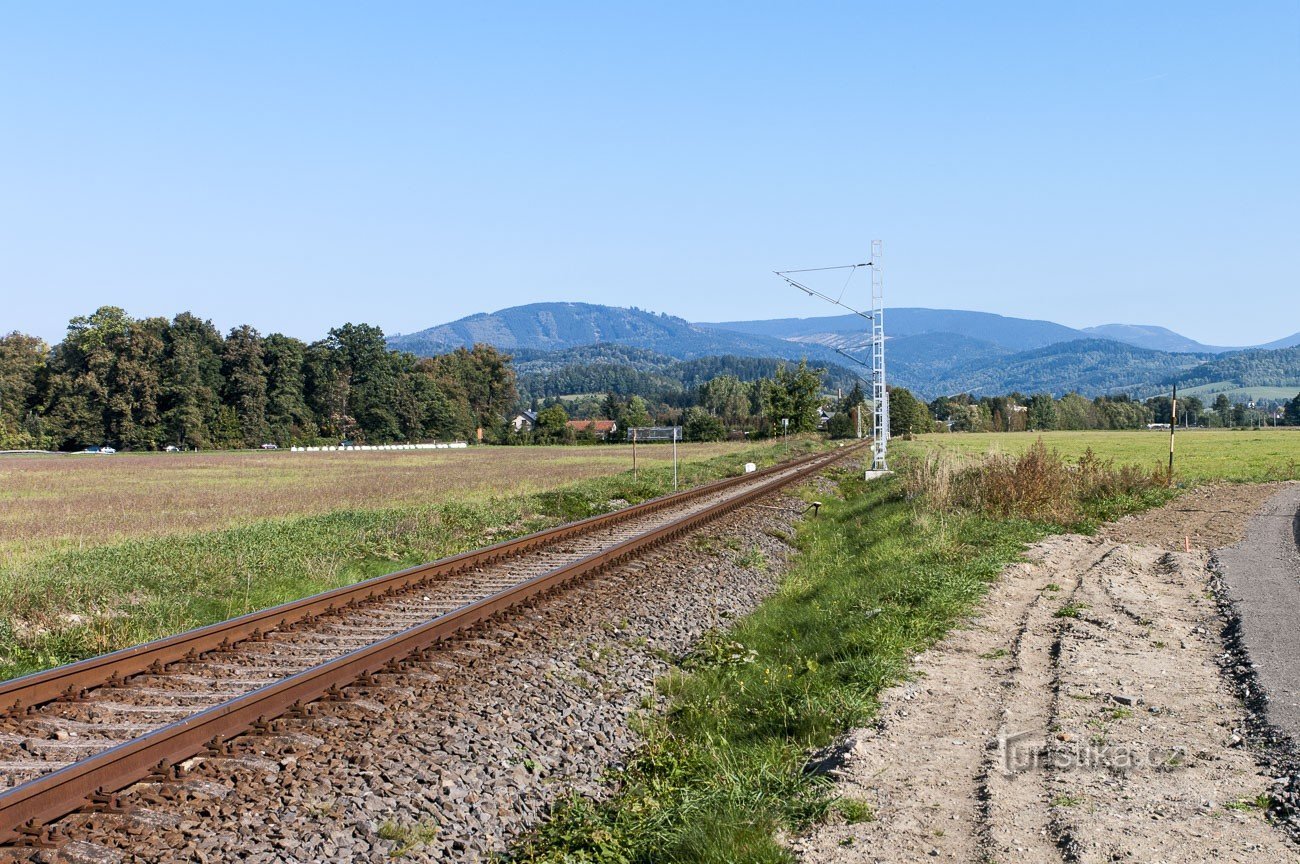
[18,485,825,863]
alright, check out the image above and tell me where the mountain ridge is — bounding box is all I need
[387,301,1300,401]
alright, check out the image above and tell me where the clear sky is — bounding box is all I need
[2,2,1296,346]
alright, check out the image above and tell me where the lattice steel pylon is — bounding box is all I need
[869,241,888,471]
[774,240,888,471]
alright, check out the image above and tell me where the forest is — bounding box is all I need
[0,307,515,450]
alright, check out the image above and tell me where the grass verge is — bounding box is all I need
[510,446,1172,863]
[0,439,824,682]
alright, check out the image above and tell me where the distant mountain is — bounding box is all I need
[1081,324,1231,354]
[390,301,1300,402]
[921,339,1212,398]
[388,302,849,368]
[1254,332,1300,351]
[706,308,1086,350]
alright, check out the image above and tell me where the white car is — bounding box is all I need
[164,445,180,452]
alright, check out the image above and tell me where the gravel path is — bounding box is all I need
[794,491,1300,863]
[7,487,821,863]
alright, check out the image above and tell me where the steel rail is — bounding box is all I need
[0,447,836,715]
[0,443,864,844]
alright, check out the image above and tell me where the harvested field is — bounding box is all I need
[0,442,762,565]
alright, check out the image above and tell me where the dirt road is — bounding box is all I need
[794,486,1299,863]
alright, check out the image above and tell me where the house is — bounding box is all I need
[511,410,538,433]
[566,419,618,440]
[817,406,835,429]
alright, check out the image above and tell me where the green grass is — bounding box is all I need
[509,433,1244,863]
[1177,383,1300,402]
[0,439,824,682]
[511,470,1065,863]
[900,428,1300,483]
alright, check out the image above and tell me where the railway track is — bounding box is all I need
[0,443,864,847]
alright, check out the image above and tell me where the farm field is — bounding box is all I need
[898,428,1300,483]
[0,439,818,681]
[0,442,758,566]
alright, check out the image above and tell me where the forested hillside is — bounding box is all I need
[388,302,848,367]
[513,345,858,403]
[1174,345,1300,390]
[0,307,515,451]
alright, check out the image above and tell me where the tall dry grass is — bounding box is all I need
[898,440,1168,525]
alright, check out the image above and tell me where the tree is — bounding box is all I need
[888,387,930,437]
[624,395,651,427]
[535,404,569,443]
[422,344,517,441]
[698,375,752,428]
[1027,393,1057,431]
[762,361,822,435]
[1286,392,1300,426]
[324,323,400,442]
[161,312,225,448]
[222,325,269,446]
[683,407,725,442]
[1213,394,1232,426]
[826,411,855,440]
[0,332,50,448]
[263,334,316,444]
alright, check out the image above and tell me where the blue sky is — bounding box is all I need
[2,2,1296,346]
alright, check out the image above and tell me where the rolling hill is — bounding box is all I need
[707,308,1084,350]
[387,302,850,368]
[391,302,1300,401]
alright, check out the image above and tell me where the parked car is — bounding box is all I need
[164,445,180,452]
[83,445,116,454]
[260,443,279,450]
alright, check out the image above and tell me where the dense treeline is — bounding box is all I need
[0,308,515,450]
[927,390,1300,432]
[514,362,830,444]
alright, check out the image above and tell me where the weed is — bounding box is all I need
[1225,794,1272,812]
[833,798,875,824]
[378,820,439,857]
[736,545,768,570]
[1054,603,1087,619]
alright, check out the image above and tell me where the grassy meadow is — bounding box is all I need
[0,439,817,681]
[897,428,1300,483]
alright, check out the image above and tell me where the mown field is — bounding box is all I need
[0,443,749,567]
[896,428,1300,483]
[0,440,814,681]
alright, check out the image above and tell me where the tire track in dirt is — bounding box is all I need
[794,529,1299,864]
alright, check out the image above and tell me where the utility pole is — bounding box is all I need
[672,425,678,491]
[1169,384,1176,484]
[776,241,888,471]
